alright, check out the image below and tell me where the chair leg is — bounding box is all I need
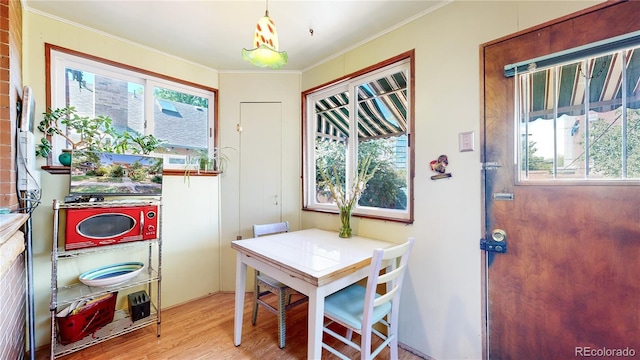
[346,328,353,341]
[277,291,286,348]
[389,316,399,360]
[389,337,399,360]
[252,278,259,325]
[361,330,373,360]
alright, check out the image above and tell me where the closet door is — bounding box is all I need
[239,102,282,239]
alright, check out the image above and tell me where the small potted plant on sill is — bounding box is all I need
[198,151,213,172]
[193,147,233,173]
[211,146,233,172]
[183,147,233,186]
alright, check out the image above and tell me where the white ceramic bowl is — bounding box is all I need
[79,262,145,287]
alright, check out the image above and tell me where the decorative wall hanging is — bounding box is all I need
[430,154,452,180]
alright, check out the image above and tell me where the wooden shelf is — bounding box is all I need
[41,165,70,174]
[42,166,220,176]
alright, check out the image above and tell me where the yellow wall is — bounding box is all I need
[218,71,301,291]
[24,11,221,348]
[300,1,601,358]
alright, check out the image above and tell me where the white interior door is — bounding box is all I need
[239,102,282,239]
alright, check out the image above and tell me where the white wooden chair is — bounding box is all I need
[251,221,308,348]
[322,237,415,360]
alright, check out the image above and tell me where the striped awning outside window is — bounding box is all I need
[315,71,408,141]
[526,48,640,120]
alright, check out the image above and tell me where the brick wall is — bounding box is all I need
[0,252,26,360]
[0,0,22,211]
[0,1,26,359]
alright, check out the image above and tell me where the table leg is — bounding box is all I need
[308,289,324,359]
[234,253,247,346]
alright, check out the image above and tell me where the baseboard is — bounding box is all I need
[399,342,432,360]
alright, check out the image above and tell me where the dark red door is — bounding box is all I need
[482,2,640,358]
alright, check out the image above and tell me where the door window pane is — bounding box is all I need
[624,49,640,177]
[517,45,640,181]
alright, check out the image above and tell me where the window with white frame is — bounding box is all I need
[303,54,413,222]
[46,45,217,167]
[516,44,640,182]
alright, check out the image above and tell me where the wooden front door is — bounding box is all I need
[481,2,640,358]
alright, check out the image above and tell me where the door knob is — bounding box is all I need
[480,229,507,253]
[492,229,506,242]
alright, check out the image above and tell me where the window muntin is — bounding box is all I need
[517,46,640,181]
[304,57,412,222]
[48,48,216,166]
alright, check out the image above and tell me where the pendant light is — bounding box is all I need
[241,0,288,69]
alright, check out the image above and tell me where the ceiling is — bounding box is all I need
[23,0,449,72]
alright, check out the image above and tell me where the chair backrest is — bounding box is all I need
[363,237,414,329]
[253,221,290,238]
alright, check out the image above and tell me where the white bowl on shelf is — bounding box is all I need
[79,262,145,287]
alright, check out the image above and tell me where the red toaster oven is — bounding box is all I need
[65,204,159,250]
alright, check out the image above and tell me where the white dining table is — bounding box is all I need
[231,228,393,359]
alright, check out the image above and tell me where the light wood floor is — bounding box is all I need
[35,292,424,360]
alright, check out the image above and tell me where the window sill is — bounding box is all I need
[41,166,71,174]
[301,207,414,224]
[41,166,221,177]
[162,169,221,177]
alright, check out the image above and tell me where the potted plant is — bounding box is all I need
[36,106,117,162]
[37,106,165,164]
[182,147,234,187]
[196,150,211,172]
[318,155,377,238]
[211,146,233,172]
[194,147,233,173]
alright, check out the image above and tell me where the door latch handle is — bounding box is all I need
[480,229,507,253]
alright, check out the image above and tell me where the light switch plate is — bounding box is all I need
[459,131,474,152]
